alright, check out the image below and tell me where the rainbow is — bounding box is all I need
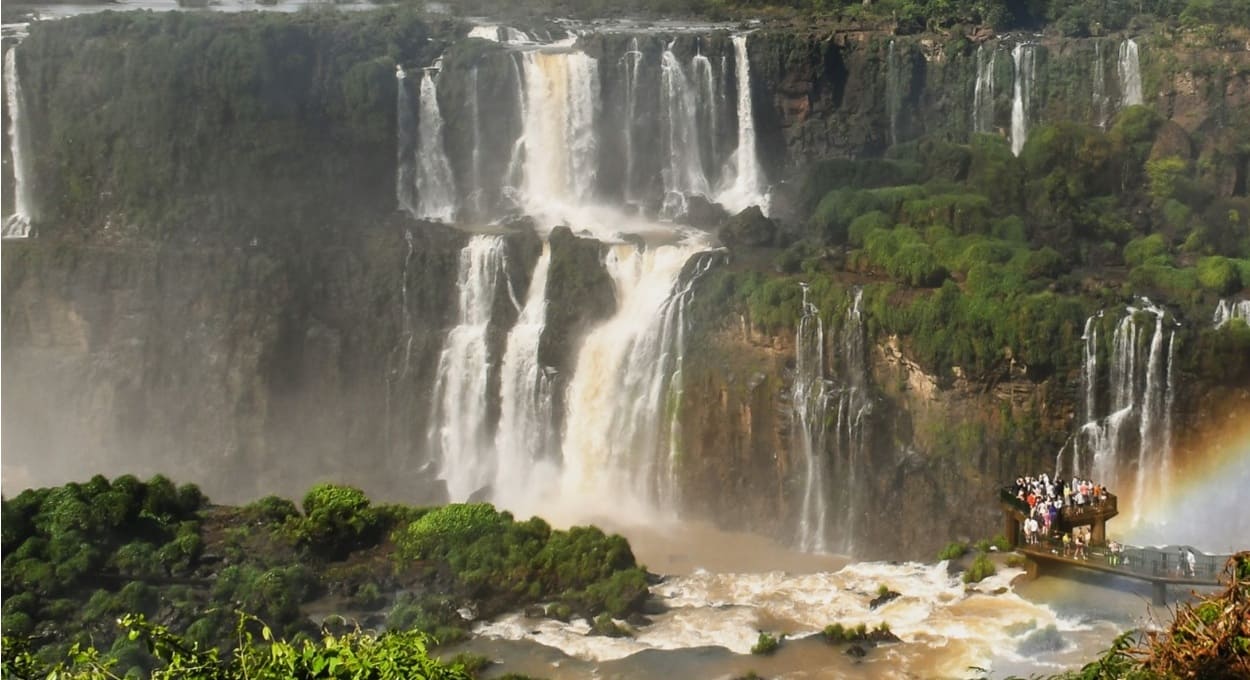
[1123,413,1250,553]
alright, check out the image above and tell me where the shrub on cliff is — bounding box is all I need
[291,483,382,560]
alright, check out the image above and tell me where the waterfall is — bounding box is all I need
[467,66,484,217]
[716,34,768,215]
[1092,40,1109,129]
[1010,43,1036,156]
[428,235,510,501]
[4,46,33,238]
[619,37,643,204]
[660,41,712,217]
[1071,301,1176,524]
[830,289,871,555]
[493,245,559,511]
[1213,298,1250,327]
[414,69,458,222]
[972,45,995,135]
[560,246,717,514]
[692,45,720,181]
[395,67,418,215]
[518,50,600,209]
[1118,38,1143,108]
[1082,313,1100,425]
[794,284,830,553]
[504,55,527,197]
[468,25,532,43]
[886,40,901,146]
[794,288,872,555]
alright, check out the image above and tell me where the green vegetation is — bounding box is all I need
[750,631,781,655]
[1,612,473,679]
[963,553,997,584]
[2,478,649,673]
[695,102,1249,386]
[821,621,894,643]
[394,503,648,619]
[937,541,969,561]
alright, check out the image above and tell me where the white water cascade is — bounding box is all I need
[972,44,996,135]
[793,288,872,555]
[414,69,458,222]
[4,46,33,238]
[660,41,712,217]
[692,45,720,178]
[493,245,558,512]
[1068,301,1176,524]
[1092,41,1110,128]
[428,235,511,501]
[467,66,484,216]
[560,247,717,515]
[1118,38,1143,108]
[794,284,830,553]
[518,50,600,210]
[619,37,643,204]
[716,34,768,215]
[1213,298,1250,328]
[828,289,872,555]
[1010,43,1036,156]
[886,40,901,146]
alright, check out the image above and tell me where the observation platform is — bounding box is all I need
[999,487,1228,605]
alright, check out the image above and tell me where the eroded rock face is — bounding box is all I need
[1,216,465,504]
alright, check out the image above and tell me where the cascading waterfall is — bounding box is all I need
[619,37,643,203]
[395,66,418,215]
[518,50,600,208]
[493,245,559,511]
[1092,40,1109,129]
[1070,301,1176,523]
[1081,313,1100,425]
[829,289,872,555]
[504,55,527,196]
[794,284,830,553]
[886,40,901,146]
[428,235,510,501]
[3,46,32,238]
[467,66,484,216]
[560,246,717,514]
[973,44,996,135]
[716,34,768,215]
[1213,299,1250,328]
[1118,38,1143,108]
[468,25,532,43]
[1010,43,1036,156]
[692,45,720,179]
[414,69,458,222]
[660,41,712,216]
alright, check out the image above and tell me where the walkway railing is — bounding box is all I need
[1021,536,1227,584]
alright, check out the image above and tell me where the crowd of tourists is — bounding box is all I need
[1011,474,1110,557]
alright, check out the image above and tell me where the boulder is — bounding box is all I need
[719,206,778,248]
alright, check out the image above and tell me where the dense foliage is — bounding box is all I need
[1,478,649,675]
[693,105,1250,384]
[394,503,650,619]
[1,613,472,679]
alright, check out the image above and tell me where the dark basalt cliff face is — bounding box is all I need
[3,10,1248,559]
